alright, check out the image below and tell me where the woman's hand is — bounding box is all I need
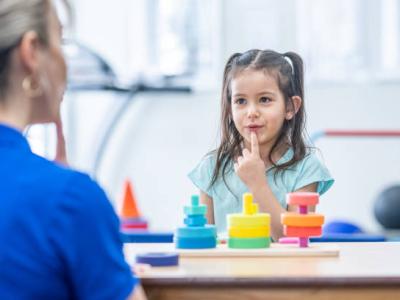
[234,132,266,190]
[54,118,68,166]
[131,263,151,275]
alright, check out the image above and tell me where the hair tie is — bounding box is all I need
[283,56,295,75]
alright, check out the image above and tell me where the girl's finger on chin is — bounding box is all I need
[242,148,250,157]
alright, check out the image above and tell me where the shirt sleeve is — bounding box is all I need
[188,154,215,197]
[293,151,334,195]
[49,172,138,300]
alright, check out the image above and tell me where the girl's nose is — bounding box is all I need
[247,103,260,118]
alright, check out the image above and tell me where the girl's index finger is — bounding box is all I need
[250,132,260,156]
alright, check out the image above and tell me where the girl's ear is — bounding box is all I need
[285,96,302,120]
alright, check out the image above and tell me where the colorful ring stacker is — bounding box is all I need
[135,253,179,267]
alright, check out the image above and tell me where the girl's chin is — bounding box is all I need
[247,132,264,139]
[244,134,267,145]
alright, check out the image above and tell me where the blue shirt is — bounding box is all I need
[0,124,137,300]
[189,148,334,233]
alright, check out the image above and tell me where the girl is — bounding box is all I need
[189,49,334,241]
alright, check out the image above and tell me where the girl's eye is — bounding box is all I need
[260,97,271,103]
[235,98,246,105]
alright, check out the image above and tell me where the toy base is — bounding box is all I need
[126,243,340,258]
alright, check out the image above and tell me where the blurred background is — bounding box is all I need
[29,0,400,234]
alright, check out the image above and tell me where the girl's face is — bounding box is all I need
[230,69,291,150]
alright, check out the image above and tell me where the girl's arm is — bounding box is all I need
[200,191,215,224]
[234,132,318,240]
[245,181,283,241]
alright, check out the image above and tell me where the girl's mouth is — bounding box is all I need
[246,125,263,132]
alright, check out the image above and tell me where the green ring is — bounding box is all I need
[228,237,271,249]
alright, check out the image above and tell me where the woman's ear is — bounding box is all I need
[286,96,302,120]
[18,31,41,74]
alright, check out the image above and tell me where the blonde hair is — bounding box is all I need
[0,0,49,96]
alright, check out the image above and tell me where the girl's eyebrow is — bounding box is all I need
[232,93,247,97]
[257,90,276,96]
[233,91,276,97]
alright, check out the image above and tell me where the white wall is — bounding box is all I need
[306,83,400,232]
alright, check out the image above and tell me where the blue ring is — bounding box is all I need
[175,236,217,249]
[136,252,179,266]
[176,225,216,238]
[184,215,207,227]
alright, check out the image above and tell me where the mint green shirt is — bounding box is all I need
[188,148,334,233]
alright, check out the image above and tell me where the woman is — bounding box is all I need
[0,1,146,299]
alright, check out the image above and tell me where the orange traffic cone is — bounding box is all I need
[120,180,148,231]
[121,180,140,218]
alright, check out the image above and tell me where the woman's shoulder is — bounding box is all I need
[11,152,113,230]
[28,153,108,206]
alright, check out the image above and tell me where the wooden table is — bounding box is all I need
[124,242,400,300]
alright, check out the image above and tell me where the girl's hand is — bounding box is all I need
[54,118,68,166]
[234,132,266,190]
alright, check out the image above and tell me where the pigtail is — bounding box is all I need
[279,51,307,173]
[283,52,304,99]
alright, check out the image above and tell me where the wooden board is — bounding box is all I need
[126,242,340,258]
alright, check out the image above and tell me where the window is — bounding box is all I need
[296,0,400,82]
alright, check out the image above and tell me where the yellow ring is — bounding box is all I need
[228,213,270,227]
[229,226,270,238]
